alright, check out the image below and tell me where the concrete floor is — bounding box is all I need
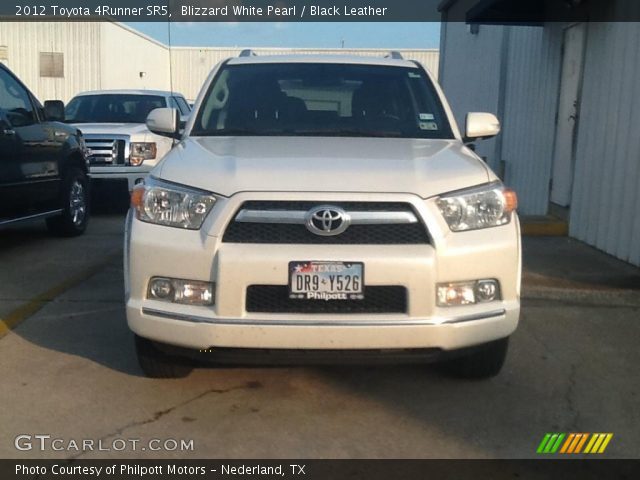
[0,214,639,459]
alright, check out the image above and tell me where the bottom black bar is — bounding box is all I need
[2,460,639,480]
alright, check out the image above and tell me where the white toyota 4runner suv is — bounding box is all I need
[125,53,520,379]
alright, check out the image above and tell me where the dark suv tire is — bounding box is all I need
[134,334,194,379]
[439,337,509,379]
[46,167,89,236]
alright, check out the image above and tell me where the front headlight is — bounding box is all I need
[436,181,517,232]
[130,142,157,166]
[131,177,217,230]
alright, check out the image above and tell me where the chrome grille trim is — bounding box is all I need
[223,201,430,244]
[235,209,418,225]
[84,134,130,166]
[141,308,507,326]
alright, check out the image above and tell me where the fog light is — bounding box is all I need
[476,279,500,303]
[147,277,214,306]
[174,280,214,306]
[437,279,501,307]
[149,277,173,299]
[437,282,476,307]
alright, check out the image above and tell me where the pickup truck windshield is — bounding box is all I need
[192,63,453,139]
[65,94,166,124]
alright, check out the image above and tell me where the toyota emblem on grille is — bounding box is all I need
[305,205,350,236]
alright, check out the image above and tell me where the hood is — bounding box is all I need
[157,137,491,199]
[71,123,149,136]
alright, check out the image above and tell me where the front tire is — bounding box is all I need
[46,168,89,236]
[439,337,509,379]
[134,335,193,379]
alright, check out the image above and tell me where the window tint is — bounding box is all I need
[167,96,180,110]
[0,68,36,127]
[65,94,166,124]
[193,63,452,139]
[173,96,191,115]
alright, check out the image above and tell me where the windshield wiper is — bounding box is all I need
[293,129,403,138]
[192,128,403,138]
[194,128,270,136]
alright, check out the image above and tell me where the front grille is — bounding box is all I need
[85,137,127,166]
[223,201,430,244]
[246,285,407,314]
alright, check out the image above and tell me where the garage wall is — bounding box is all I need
[500,25,563,215]
[99,23,171,94]
[440,15,640,265]
[570,22,640,266]
[438,22,505,171]
[0,22,101,103]
[439,23,564,215]
[170,47,439,101]
[1,22,438,105]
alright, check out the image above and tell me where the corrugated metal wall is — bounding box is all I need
[0,22,439,104]
[0,22,101,103]
[500,25,562,215]
[99,23,171,94]
[570,22,640,266]
[439,23,564,215]
[170,47,440,100]
[441,17,640,266]
[438,23,505,171]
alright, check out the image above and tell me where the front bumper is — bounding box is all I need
[125,191,521,352]
[90,167,152,192]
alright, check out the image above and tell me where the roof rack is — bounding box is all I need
[239,49,257,57]
[384,51,404,60]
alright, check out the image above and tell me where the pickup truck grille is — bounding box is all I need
[246,285,407,314]
[223,201,430,245]
[84,135,129,166]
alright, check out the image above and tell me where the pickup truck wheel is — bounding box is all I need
[134,334,193,379]
[439,337,509,379]
[46,168,89,236]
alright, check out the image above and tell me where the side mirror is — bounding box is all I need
[464,112,500,143]
[146,108,180,139]
[44,100,65,122]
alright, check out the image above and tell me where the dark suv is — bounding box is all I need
[0,63,89,236]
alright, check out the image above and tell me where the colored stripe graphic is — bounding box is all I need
[598,434,614,453]
[537,433,565,454]
[539,433,614,454]
[567,433,582,453]
[584,434,614,454]
[560,433,575,453]
[574,434,589,453]
[537,434,552,454]
[550,433,565,453]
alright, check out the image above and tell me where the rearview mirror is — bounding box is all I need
[464,112,500,143]
[146,108,180,139]
[44,100,65,122]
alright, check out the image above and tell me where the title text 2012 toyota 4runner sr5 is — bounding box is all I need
[125,52,520,379]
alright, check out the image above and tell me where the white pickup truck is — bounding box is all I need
[65,89,191,193]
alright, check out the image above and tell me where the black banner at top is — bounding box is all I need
[2,0,640,23]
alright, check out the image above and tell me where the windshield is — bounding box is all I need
[65,94,166,124]
[192,63,453,139]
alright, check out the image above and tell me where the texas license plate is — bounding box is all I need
[289,261,364,301]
